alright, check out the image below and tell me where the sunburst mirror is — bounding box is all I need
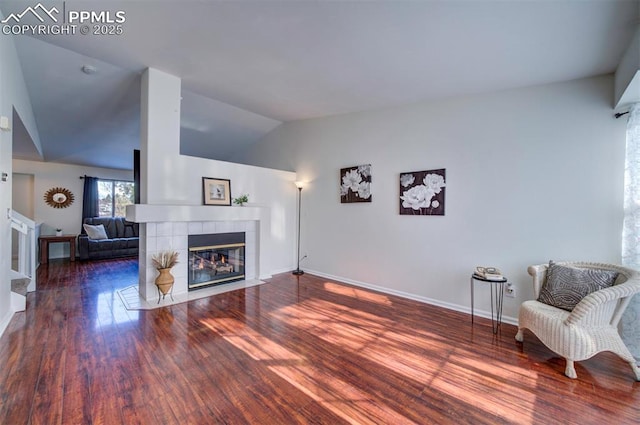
[44,187,75,209]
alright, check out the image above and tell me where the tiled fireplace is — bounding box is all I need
[126,205,272,302]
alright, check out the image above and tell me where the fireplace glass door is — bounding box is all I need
[188,233,245,290]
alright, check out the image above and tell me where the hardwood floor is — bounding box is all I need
[0,258,638,424]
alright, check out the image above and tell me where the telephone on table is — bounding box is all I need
[474,266,504,280]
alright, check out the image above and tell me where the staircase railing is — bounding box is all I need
[10,210,36,286]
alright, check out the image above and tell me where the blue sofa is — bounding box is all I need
[78,217,139,260]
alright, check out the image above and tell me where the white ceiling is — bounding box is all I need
[3,0,638,169]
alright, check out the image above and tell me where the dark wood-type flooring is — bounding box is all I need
[0,258,638,424]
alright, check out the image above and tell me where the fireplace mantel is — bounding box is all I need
[126,204,266,223]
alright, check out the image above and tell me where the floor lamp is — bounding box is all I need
[292,181,305,276]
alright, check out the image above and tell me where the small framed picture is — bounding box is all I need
[202,177,231,206]
[399,168,446,216]
[340,164,372,204]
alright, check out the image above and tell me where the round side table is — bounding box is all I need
[470,273,507,334]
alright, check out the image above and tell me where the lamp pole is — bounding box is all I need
[293,183,304,275]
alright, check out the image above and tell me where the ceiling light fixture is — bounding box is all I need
[81,65,97,75]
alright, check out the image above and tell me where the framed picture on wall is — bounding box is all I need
[202,177,232,206]
[340,164,372,203]
[399,168,446,215]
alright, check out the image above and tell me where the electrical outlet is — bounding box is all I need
[505,283,516,298]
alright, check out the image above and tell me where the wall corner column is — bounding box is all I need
[139,68,181,300]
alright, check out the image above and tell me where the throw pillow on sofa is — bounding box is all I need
[83,223,108,240]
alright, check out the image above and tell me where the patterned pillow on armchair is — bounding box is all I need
[537,261,618,311]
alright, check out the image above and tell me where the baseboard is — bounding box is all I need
[269,267,292,276]
[11,292,26,312]
[0,309,14,339]
[305,268,518,326]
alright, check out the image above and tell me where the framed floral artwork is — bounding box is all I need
[202,177,231,206]
[340,164,372,203]
[399,169,446,215]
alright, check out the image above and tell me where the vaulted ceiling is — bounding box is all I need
[3,0,638,170]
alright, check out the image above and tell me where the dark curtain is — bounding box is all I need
[81,176,99,231]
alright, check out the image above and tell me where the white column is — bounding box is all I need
[139,68,182,300]
[140,68,182,204]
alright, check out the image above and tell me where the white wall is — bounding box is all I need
[237,75,625,321]
[11,173,34,259]
[11,173,34,218]
[615,27,640,109]
[0,11,41,335]
[137,154,298,277]
[137,68,297,280]
[614,3,640,109]
[12,159,132,259]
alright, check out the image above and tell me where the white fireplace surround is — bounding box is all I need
[126,204,272,302]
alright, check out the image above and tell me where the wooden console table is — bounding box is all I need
[39,235,77,264]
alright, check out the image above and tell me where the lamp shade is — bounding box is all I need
[294,181,305,189]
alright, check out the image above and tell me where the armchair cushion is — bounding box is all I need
[537,261,618,311]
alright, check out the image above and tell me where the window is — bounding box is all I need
[621,103,640,362]
[98,180,135,217]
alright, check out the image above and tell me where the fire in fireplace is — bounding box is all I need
[188,232,245,290]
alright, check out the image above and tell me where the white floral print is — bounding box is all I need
[423,174,445,194]
[357,182,371,199]
[358,164,371,178]
[401,185,431,210]
[399,169,446,215]
[341,164,372,203]
[342,169,362,192]
[400,174,415,188]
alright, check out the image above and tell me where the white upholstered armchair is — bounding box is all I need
[515,262,640,380]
